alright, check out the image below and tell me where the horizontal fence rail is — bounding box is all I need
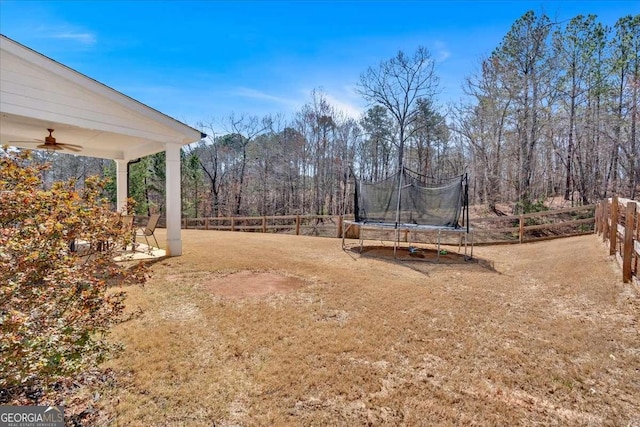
[595,196,639,284]
[182,214,344,238]
[176,205,596,244]
[470,204,595,245]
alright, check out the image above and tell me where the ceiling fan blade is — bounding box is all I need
[36,143,64,151]
[59,143,82,152]
[8,140,43,144]
[10,130,82,152]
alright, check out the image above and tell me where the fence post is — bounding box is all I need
[594,203,600,234]
[337,216,343,238]
[519,214,524,244]
[205,218,209,230]
[231,217,235,232]
[598,202,603,235]
[603,199,609,243]
[636,210,640,274]
[262,217,267,233]
[623,202,636,283]
[610,196,619,255]
[295,215,300,235]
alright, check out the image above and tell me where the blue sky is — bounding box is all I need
[0,1,637,131]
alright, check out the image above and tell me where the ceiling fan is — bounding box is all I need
[10,128,82,152]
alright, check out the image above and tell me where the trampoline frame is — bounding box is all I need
[341,221,474,261]
[343,170,473,261]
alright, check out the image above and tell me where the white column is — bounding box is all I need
[165,144,182,256]
[115,159,128,213]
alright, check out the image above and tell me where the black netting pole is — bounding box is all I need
[354,173,360,222]
[349,167,362,222]
[395,168,403,228]
[464,173,469,234]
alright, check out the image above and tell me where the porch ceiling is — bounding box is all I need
[0,112,170,160]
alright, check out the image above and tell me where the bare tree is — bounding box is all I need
[494,10,555,208]
[357,46,439,170]
[358,105,394,180]
[221,113,272,215]
[610,15,640,198]
[407,98,451,179]
[554,15,599,201]
[192,121,224,216]
[455,54,514,213]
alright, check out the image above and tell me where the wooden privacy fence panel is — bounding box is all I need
[595,196,639,283]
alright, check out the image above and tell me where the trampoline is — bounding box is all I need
[342,168,473,260]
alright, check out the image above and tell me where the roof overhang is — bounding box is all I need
[0,34,205,160]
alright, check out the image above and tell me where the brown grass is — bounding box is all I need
[95,230,639,426]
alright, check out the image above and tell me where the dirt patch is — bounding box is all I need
[204,270,305,299]
[351,244,472,263]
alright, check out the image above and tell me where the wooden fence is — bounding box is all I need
[177,204,595,244]
[471,204,595,245]
[595,196,639,283]
[182,214,345,238]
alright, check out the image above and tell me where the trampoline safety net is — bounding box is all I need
[354,169,466,228]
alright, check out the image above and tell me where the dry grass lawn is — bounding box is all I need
[96,230,639,426]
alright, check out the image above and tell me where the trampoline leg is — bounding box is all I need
[464,232,468,259]
[393,229,398,259]
[341,223,347,250]
[464,231,474,261]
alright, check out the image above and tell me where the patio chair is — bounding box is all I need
[135,213,161,249]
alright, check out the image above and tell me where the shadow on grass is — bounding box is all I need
[344,244,498,276]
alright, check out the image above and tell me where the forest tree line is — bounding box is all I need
[21,11,639,218]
